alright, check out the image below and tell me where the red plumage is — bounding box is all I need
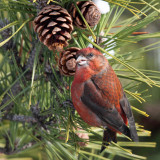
[71,48,138,152]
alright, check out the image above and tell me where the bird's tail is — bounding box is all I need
[121,118,139,142]
[120,93,139,142]
[100,128,117,153]
[128,116,139,142]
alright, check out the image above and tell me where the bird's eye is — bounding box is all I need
[87,53,94,58]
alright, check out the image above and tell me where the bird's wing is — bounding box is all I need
[81,79,131,138]
[120,93,139,141]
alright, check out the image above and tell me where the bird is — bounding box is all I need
[71,47,139,152]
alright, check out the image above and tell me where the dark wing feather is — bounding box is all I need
[81,80,131,138]
[120,93,139,142]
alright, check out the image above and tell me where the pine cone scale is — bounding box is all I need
[34,15,43,23]
[41,29,49,36]
[36,25,44,34]
[47,21,57,27]
[60,57,66,65]
[76,16,83,26]
[46,33,52,39]
[49,11,60,16]
[61,23,69,29]
[59,9,69,15]
[65,16,72,23]
[43,9,52,14]
[52,27,61,32]
[62,31,71,39]
[81,1,90,8]
[56,17,67,22]
[59,36,65,41]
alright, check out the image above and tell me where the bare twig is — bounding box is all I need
[4,114,38,123]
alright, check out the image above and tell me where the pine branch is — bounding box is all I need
[0,41,38,114]
[0,0,159,159]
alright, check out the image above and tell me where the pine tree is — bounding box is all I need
[0,0,159,159]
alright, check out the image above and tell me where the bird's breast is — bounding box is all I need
[71,82,103,127]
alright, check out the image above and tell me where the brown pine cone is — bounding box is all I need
[70,1,101,29]
[34,5,73,52]
[58,47,80,76]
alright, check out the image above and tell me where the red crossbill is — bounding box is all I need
[71,48,139,152]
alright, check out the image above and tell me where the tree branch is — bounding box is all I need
[4,114,38,123]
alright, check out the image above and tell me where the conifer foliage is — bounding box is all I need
[0,0,160,159]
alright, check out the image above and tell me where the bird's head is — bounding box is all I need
[76,48,108,72]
